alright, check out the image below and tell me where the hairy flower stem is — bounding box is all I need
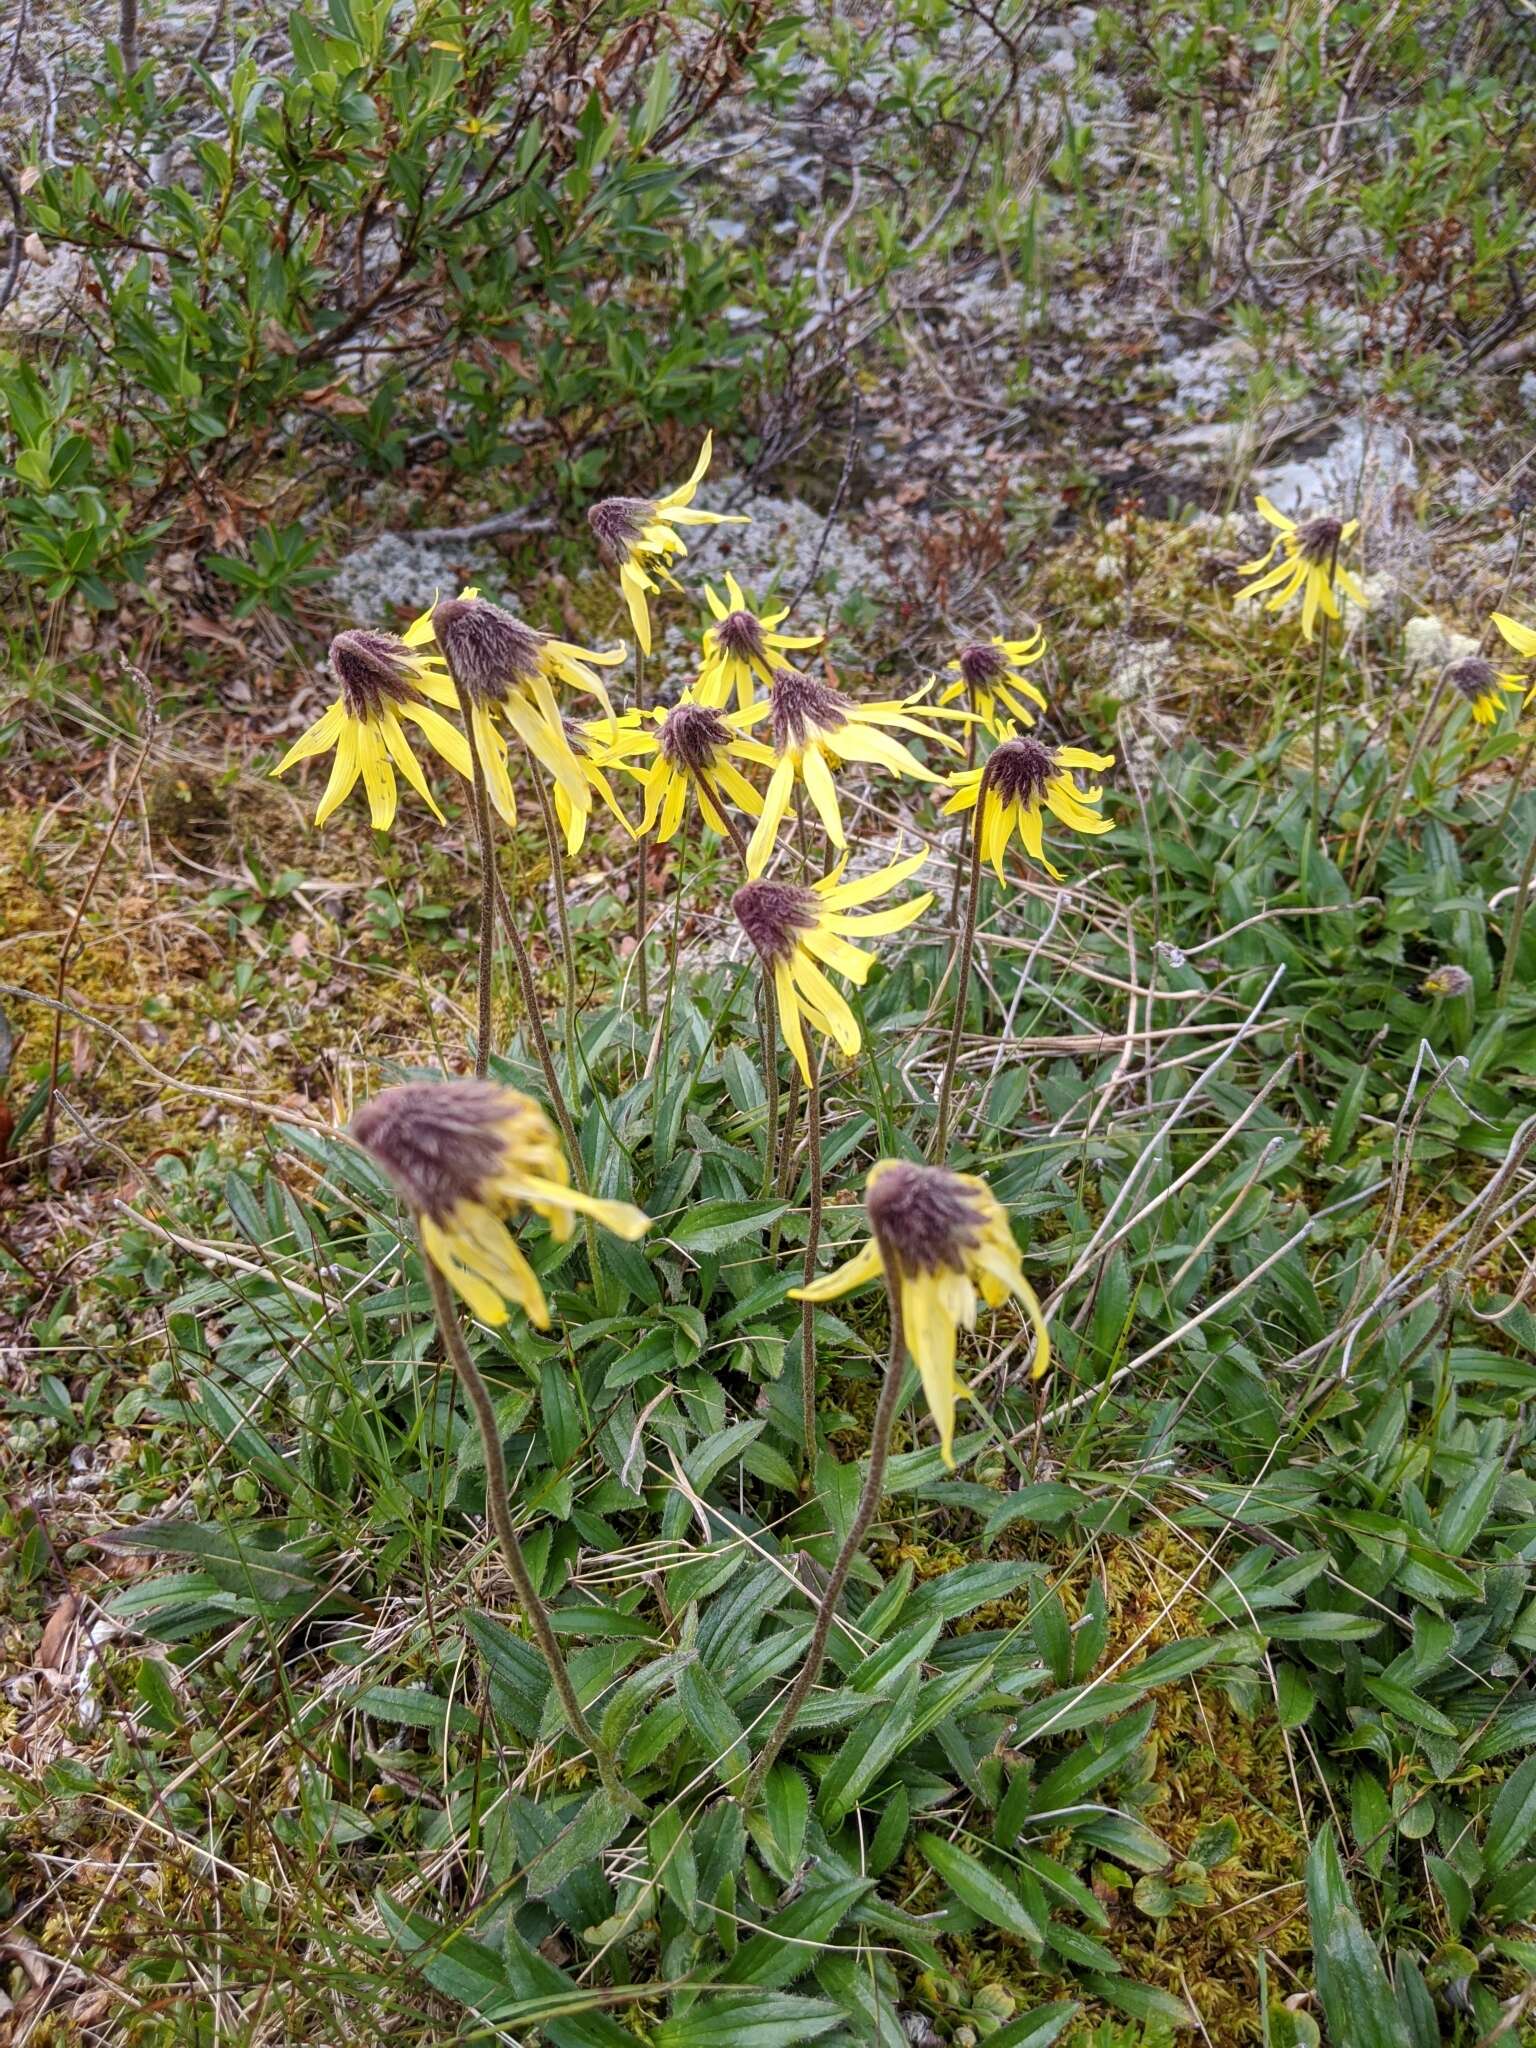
[757,974,782,1195]
[656,810,693,1094]
[770,1064,802,1257]
[421,1254,639,1816]
[931,753,997,1161]
[800,1059,824,1476]
[524,758,581,1101]
[1357,666,1452,893]
[743,1276,905,1805]
[1498,822,1536,1007]
[633,648,651,1028]
[468,748,498,1079]
[949,681,979,928]
[491,872,602,1291]
[1300,536,1341,894]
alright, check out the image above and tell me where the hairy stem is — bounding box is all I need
[1357,666,1452,893]
[422,1255,639,1814]
[469,746,497,1079]
[758,971,782,1195]
[634,647,651,1027]
[1301,538,1341,892]
[931,754,995,1160]
[529,765,580,1086]
[743,1276,905,1804]
[799,1058,824,1476]
[1498,816,1536,1007]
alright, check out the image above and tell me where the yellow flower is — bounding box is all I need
[1491,612,1536,709]
[733,848,932,1084]
[272,628,473,831]
[587,433,749,655]
[1421,964,1473,999]
[739,667,964,876]
[413,591,626,827]
[352,1080,650,1328]
[696,571,823,712]
[938,630,1048,736]
[551,717,636,856]
[603,693,775,844]
[942,731,1113,883]
[1234,497,1367,640]
[791,1158,1049,1468]
[1445,654,1519,726]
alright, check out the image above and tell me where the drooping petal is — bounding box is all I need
[773,959,812,1085]
[901,1271,960,1469]
[790,1236,885,1302]
[1493,612,1536,659]
[799,744,846,847]
[746,756,796,876]
[378,708,445,824]
[313,718,362,827]
[274,699,345,773]
[397,698,474,780]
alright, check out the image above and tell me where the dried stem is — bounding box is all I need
[743,1273,905,1805]
[931,752,996,1160]
[421,1253,639,1816]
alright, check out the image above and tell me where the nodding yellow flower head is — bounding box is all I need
[551,716,635,856]
[1421,964,1473,999]
[352,1080,650,1328]
[586,433,749,656]
[604,692,775,844]
[1491,612,1536,709]
[741,666,964,876]
[732,848,932,1084]
[1445,655,1516,727]
[791,1158,1049,1469]
[939,629,1048,736]
[942,731,1114,882]
[271,627,473,831]
[423,593,625,829]
[696,571,824,713]
[1234,497,1367,641]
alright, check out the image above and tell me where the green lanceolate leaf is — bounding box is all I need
[918,1832,1044,1944]
[1304,1826,1413,2048]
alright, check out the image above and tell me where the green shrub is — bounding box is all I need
[2,0,782,610]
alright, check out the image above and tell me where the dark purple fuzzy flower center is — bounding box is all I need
[659,701,732,774]
[716,609,766,661]
[330,629,417,721]
[1295,514,1343,564]
[958,641,1008,689]
[987,737,1056,806]
[1446,656,1497,703]
[587,496,651,565]
[732,880,817,965]
[432,598,544,705]
[769,666,847,753]
[352,1080,512,1221]
[867,1161,986,1276]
